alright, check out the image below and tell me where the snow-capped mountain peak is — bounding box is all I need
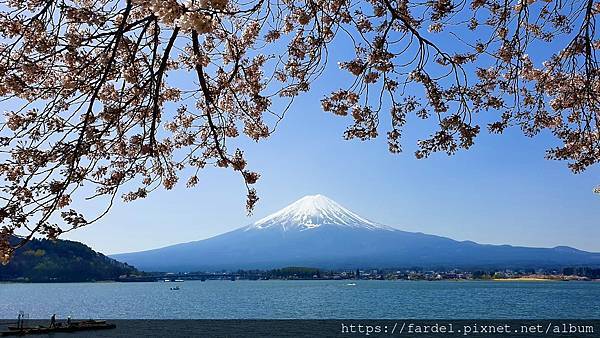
[246,194,395,232]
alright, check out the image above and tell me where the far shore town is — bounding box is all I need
[108,267,600,283]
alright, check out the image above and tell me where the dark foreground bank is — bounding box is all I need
[1,320,599,337]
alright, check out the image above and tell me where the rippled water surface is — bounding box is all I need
[1,280,599,319]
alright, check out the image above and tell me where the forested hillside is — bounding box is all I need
[0,237,137,282]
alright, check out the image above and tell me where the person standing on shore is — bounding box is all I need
[50,314,56,328]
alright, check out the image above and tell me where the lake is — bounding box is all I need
[1,280,599,319]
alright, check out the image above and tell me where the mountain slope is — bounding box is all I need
[112,195,600,272]
[0,236,137,282]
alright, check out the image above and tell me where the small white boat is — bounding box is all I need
[174,279,184,282]
[170,286,180,290]
[346,283,356,286]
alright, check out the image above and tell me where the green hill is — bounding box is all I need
[0,237,137,282]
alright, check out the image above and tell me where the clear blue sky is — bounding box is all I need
[64,51,600,254]
[20,19,596,254]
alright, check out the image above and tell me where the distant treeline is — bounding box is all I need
[0,236,138,282]
[562,267,600,279]
[469,267,600,279]
[236,267,323,279]
[231,266,600,280]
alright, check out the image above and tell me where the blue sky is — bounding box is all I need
[3,7,595,254]
[66,101,600,254]
[64,39,600,254]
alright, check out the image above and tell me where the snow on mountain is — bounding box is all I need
[111,194,600,272]
[245,194,396,232]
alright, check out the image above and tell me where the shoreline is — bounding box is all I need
[492,277,555,281]
[1,278,598,284]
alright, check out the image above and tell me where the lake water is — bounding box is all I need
[1,280,599,319]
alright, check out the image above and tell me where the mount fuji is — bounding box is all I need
[112,195,600,272]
